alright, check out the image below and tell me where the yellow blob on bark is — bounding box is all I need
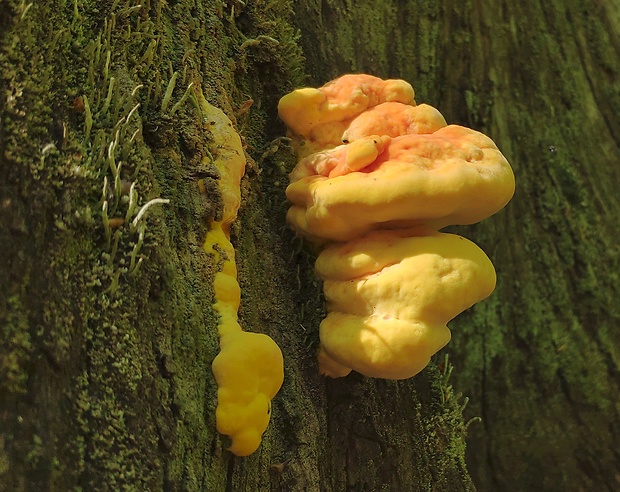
[198,89,283,455]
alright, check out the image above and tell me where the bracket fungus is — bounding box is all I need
[278,74,416,158]
[278,74,514,380]
[199,90,283,455]
[285,124,515,242]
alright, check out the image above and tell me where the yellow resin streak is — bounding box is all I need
[198,90,284,456]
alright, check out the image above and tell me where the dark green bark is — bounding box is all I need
[1,1,473,491]
[293,1,620,491]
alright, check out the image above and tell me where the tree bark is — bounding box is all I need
[292,1,620,490]
[1,1,618,491]
[1,1,473,491]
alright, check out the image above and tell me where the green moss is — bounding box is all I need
[0,296,32,395]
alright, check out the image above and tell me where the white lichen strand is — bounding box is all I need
[160,72,179,113]
[131,198,170,231]
[169,82,194,116]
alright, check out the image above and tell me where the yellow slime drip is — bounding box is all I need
[198,89,284,456]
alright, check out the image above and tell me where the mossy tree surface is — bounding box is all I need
[1,1,473,491]
[3,1,618,491]
[292,0,620,491]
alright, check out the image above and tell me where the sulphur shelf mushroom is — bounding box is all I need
[278,74,514,379]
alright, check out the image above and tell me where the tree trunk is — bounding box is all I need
[1,1,618,492]
[292,0,620,490]
[0,1,472,491]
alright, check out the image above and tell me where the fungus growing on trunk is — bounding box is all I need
[278,74,514,379]
[278,74,416,158]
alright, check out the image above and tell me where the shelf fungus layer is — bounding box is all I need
[316,229,496,379]
[199,89,284,455]
[278,74,514,379]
